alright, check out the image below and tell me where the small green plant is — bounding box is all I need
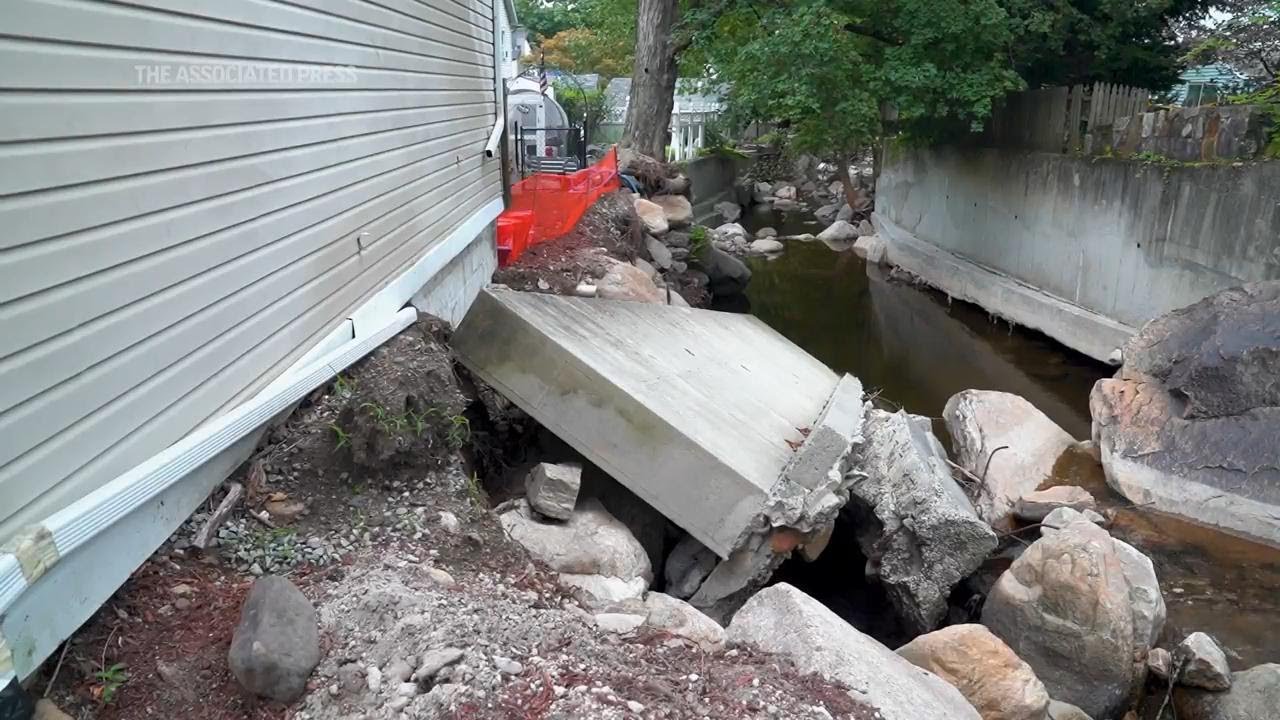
[446,415,471,449]
[94,663,128,705]
[328,422,351,451]
[333,373,356,399]
[464,473,487,510]
[689,225,711,258]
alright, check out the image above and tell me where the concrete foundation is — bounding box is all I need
[453,288,862,559]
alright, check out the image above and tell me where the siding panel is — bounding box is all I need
[0,0,503,537]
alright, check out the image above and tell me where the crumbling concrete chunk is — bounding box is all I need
[525,462,582,521]
[847,409,998,634]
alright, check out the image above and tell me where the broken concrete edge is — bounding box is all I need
[688,375,866,617]
[872,213,1135,365]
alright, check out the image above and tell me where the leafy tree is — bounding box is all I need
[540,27,633,76]
[690,0,1023,203]
[1183,1,1279,81]
[514,0,585,41]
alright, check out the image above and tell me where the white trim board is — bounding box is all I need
[0,200,501,684]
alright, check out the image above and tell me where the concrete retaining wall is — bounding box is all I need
[688,154,747,223]
[876,146,1280,359]
[410,223,499,327]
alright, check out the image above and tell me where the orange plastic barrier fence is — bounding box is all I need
[496,147,620,267]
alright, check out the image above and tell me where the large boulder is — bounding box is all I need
[1175,663,1280,720]
[945,390,1077,531]
[815,203,841,223]
[651,194,693,228]
[633,197,669,236]
[500,498,652,606]
[695,245,752,296]
[228,576,321,702]
[728,583,982,720]
[847,410,998,633]
[1091,282,1280,546]
[852,234,886,264]
[981,521,1135,719]
[897,624,1050,720]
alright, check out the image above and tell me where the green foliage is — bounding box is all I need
[1230,81,1280,157]
[689,225,711,256]
[1182,1,1278,84]
[554,79,616,133]
[691,0,1023,157]
[94,663,129,705]
[523,0,636,76]
[328,422,350,451]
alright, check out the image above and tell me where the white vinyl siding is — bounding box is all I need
[0,0,502,537]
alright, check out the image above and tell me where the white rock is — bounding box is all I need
[500,498,651,581]
[633,197,669,235]
[728,584,981,719]
[715,222,748,240]
[852,234,887,263]
[594,612,646,634]
[774,185,797,200]
[749,239,785,254]
[645,235,674,270]
[559,573,647,609]
[817,220,858,243]
[943,390,1077,531]
[755,226,778,239]
[597,261,665,304]
[366,665,384,693]
[526,462,582,521]
[493,656,525,676]
[643,592,726,650]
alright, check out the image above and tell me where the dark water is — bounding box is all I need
[736,205,1280,668]
[734,208,1104,438]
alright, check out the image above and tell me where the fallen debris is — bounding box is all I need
[192,481,243,550]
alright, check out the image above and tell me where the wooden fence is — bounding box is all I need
[985,82,1150,153]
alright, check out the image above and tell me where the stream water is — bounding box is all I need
[733,205,1280,668]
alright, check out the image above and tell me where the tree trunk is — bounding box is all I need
[621,0,680,159]
[838,153,864,211]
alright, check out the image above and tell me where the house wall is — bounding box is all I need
[875,145,1280,360]
[0,0,504,539]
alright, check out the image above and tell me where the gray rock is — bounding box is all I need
[695,245,752,296]
[645,236,674,270]
[499,498,651,581]
[752,181,773,203]
[631,257,657,280]
[1178,633,1233,691]
[1175,663,1280,719]
[594,612,646,633]
[773,185,797,200]
[773,198,800,212]
[714,200,741,223]
[847,409,998,633]
[1046,700,1093,720]
[836,204,855,222]
[1114,536,1166,658]
[559,573,647,609]
[1040,507,1106,534]
[944,390,1077,531]
[664,231,690,249]
[817,220,858,243]
[754,226,778,239]
[857,219,875,236]
[525,462,582,521]
[714,222,748,241]
[493,656,524,676]
[1014,486,1097,522]
[412,648,465,683]
[982,521,1135,719]
[664,534,718,599]
[227,576,321,702]
[1091,282,1280,546]
[749,238,784,255]
[727,583,982,720]
[815,203,841,223]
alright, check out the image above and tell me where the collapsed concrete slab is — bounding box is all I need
[454,288,863,565]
